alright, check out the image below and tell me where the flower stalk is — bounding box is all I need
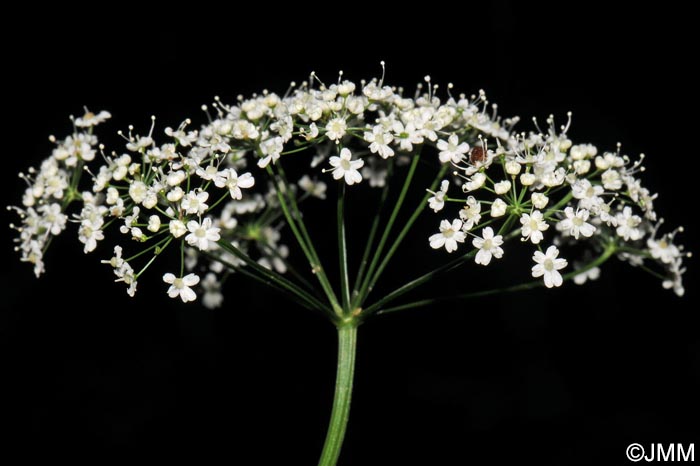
[318,322,358,466]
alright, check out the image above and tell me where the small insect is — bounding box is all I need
[469,146,487,164]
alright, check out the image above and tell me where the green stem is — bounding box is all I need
[134,238,173,278]
[548,191,574,213]
[377,241,618,315]
[266,165,342,315]
[362,230,522,316]
[361,164,449,303]
[354,153,420,307]
[337,183,350,312]
[202,250,323,315]
[259,242,316,292]
[352,160,394,299]
[362,249,478,316]
[125,235,171,262]
[216,239,326,313]
[318,323,358,466]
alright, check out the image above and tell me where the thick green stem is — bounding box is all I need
[318,323,358,466]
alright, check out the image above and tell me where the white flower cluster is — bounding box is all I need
[9,110,106,276]
[10,72,688,309]
[427,114,689,294]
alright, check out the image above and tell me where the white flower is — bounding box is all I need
[437,134,469,164]
[105,251,138,297]
[364,126,394,159]
[505,160,521,175]
[531,192,549,209]
[647,235,680,264]
[557,207,596,239]
[298,175,327,199]
[61,133,96,165]
[463,172,486,192]
[167,186,184,202]
[74,109,111,127]
[490,198,508,217]
[38,203,66,235]
[531,245,568,288]
[520,210,549,244]
[147,215,161,233]
[494,180,511,195]
[429,219,466,253]
[214,168,255,200]
[573,267,601,285]
[78,222,104,253]
[232,120,259,140]
[571,179,604,211]
[573,160,591,175]
[328,148,364,185]
[142,188,158,209]
[167,170,186,186]
[392,121,423,152]
[428,180,449,212]
[195,163,220,181]
[201,273,223,309]
[102,245,124,270]
[363,82,393,101]
[362,161,389,187]
[130,227,144,241]
[165,126,197,146]
[601,169,622,190]
[570,144,597,160]
[520,173,536,186]
[595,152,624,170]
[325,118,347,142]
[472,227,504,266]
[459,196,481,230]
[181,190,209,215]
[126,135,154,152]
[169,219,187,238]
[615,206,643,241]
[185,217,221,251]
[128,180,148,204]
[163,272,200,303]
[662,258,686,297]
[345,95,366,114]
[106,187,120,205]
[332,80,353,96]
[258,136,283,168]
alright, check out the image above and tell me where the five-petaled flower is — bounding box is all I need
[429,219,466,253]
[437,134,470,164]
[328,148,364,185]
[520,211,549,244]
[163,272,200,303]
[472,227,504,266]
[557,207,596,239]
[214,168,255,200]
[531,246,568,288]
[185,217,221,251]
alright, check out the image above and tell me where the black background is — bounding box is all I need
[2,3,698,465]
